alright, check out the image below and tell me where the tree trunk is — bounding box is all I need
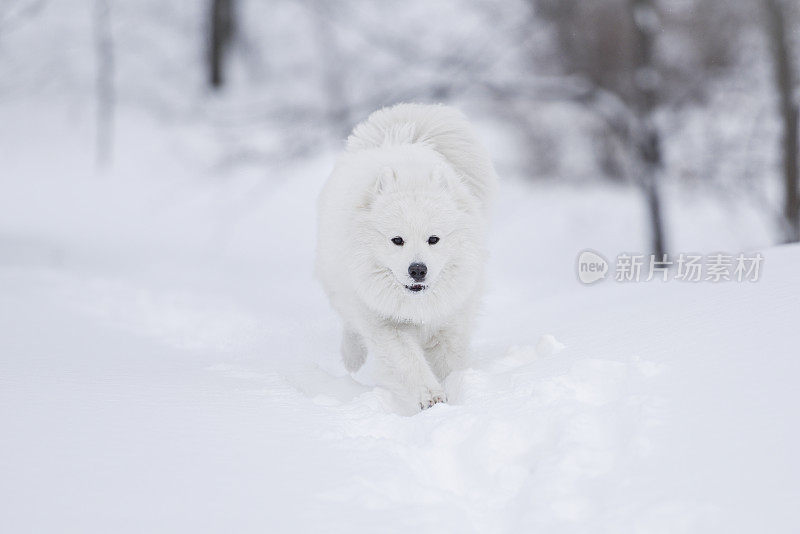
[311,1,350,140]
[764,0,799,242]
[94,0,114,168]
[208,0,235,89]
[629,0,667,258]
[639,130,666,259]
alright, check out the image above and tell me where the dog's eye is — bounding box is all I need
[391,237,404,246]
[427,236,440,245]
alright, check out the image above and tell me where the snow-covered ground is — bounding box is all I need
[1,107,798,533]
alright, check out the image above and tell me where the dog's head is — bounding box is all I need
[351,149,484,322]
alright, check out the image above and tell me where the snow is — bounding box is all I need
[535,334,566,357]
[2,106,799,533]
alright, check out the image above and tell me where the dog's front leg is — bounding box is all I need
[424,325,470,382]
[363,321,446,410]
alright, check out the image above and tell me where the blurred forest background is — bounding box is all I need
[1,0,798,256]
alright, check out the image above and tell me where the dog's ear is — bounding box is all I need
[375,166,397,194]
[431,164,446,186]
[359,167,396,210]
[432,164,480,212]
[432,164,462,193]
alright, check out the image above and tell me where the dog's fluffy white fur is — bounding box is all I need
[315,103,497,410]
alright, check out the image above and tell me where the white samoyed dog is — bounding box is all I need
[315,103,497,411]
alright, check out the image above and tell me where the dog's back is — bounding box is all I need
[346,103,497,210]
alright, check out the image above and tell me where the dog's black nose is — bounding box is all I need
[408,262,427,281]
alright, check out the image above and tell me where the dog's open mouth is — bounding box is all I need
[404,284,427,292]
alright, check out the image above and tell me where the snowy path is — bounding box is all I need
[2,151,799,532]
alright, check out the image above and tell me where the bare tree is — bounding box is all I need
[763,0,799,242]
[629,0,666,258]
[308,0,351,141]
[533,0,666,257]
[94,0,114,167]
[208,0,236,88]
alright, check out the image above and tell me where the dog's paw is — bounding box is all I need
[418,389,447,410]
